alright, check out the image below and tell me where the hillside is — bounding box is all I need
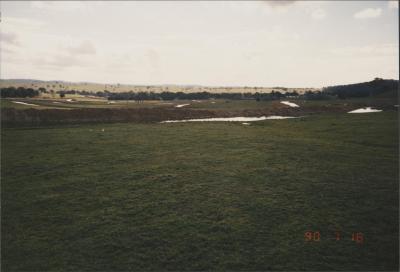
[322,78,398,99]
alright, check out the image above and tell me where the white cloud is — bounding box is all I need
[353,8,382,19]
[0,31,20,46]
[388,1,399,9]
[31,1,86,11]
[104,53,134,72]
[311,8,326,20]
[263,1,297,8]
[330,44,398,57]
[65,40,96,55]
[31,51,96,69]
[31,1,52,9]
[144,49,160,70]
[3,17,45,32]
[260,0,298,13]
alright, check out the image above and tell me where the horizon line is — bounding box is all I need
[1,77,398,89]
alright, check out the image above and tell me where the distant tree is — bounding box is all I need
[0,87,39,98]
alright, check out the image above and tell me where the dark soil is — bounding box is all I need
[1,103,397,127]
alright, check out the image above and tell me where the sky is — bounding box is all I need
[0,1,398,88]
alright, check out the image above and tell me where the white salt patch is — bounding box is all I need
[242,122,250,125]
[348,107,382,113]
[266,116,298,120]
[12,101,39,106]
[281,101,299,108]
[161,116,297,123]
[211,101,216,104]
[175,104,190,108]
[191,100,201,102]
[66,99,73,102]
[53,101,61,104]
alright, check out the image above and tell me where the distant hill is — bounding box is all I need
[3,79,45,84]
[322,78,398,99]
[0,79,318,94]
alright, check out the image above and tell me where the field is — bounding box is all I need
[1,108,398,270]
[1,94,397,111]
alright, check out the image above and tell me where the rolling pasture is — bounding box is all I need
[1,108,398,270]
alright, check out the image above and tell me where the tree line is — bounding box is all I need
[106,90,301,101]
[1,78,397,100]
[0,87,39,98]
[0,86,302,101]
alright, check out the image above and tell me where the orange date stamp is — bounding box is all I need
[304,231,364,244]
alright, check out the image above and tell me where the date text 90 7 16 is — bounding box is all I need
[304,231,364,244]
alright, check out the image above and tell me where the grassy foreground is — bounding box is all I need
[1,112,398,271]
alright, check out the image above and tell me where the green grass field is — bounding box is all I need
[2,95,397,113]
[1,97,279,111]
[0,98,174,110]
[1,111,398,271]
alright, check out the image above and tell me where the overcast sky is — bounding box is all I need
[0,1,398,87]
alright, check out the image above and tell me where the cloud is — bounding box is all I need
[31,1,86,11]
[31,53,93,69]
[0,31,20,46]
[388,1,399,9]
[65,40,96,55]
[264,1,296,7]
[104,53,134,71]
[353,8,382,19]
[31,1,53,9]
[3,17,45,32]
[28,40,97,69]
[1,47,15,55]
[144,48,160,70]
[0,31,21,56]
[261,1,297,13]
[330,44,398,57]
[311,8,326,20]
